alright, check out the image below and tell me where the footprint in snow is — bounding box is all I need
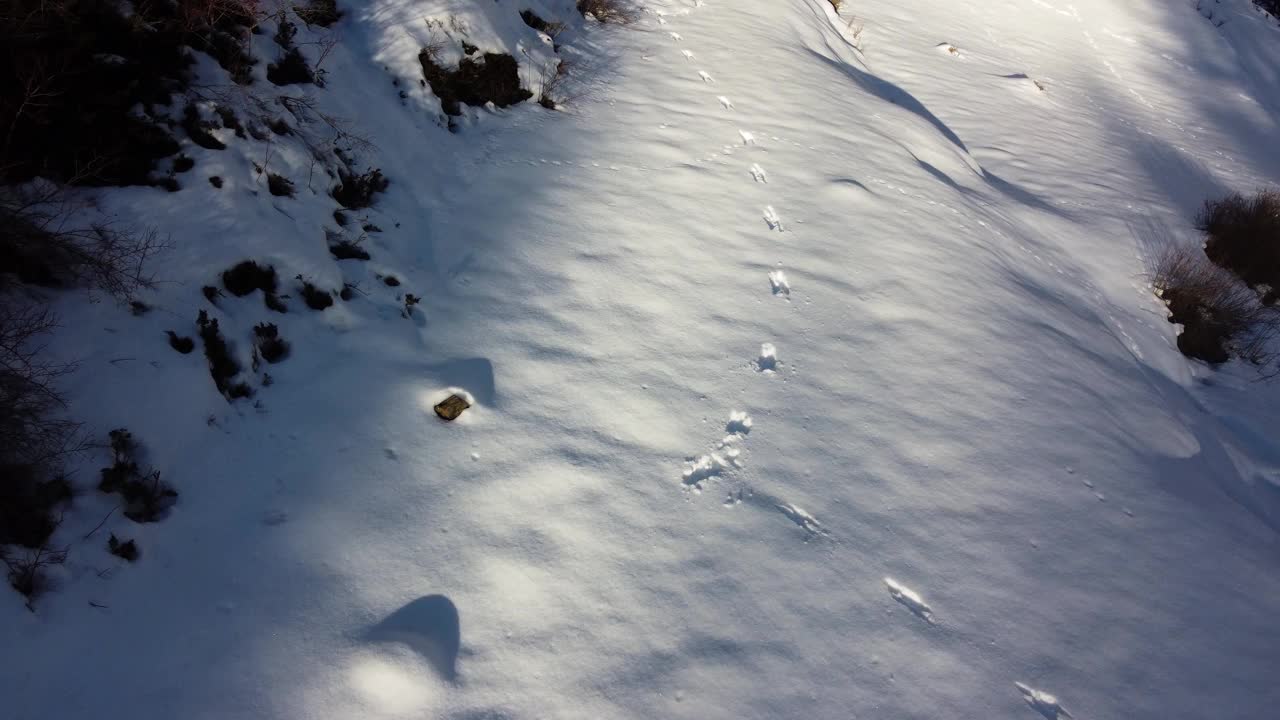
[698,70,715,83]
[739,130,756,145]
[776,503,826,538]
[884,577,935,624]
[681,50,696,61]
[670,32,683,41]
[763,205,782,230]
[936,42,962,57]
[1002,72,1048,93]
[1016,683,1073,719]
[769,269,790,296]
[683,453,732,489]
[749,163,767,183]
[757,343,779,372]
[718,96,734,109]
[683,411,753,489]
[726,410,753,435]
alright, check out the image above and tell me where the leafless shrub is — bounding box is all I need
[1151,243,1279,365]
[576,0,637,24]
[2,544,67,610]
[1198,189,1280,304]
[295,0,342,27]
[276,94,374,153]
[0,184,166,301]
[0,303,80,466]
[538,58,571,109]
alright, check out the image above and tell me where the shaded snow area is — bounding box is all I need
[5,0,1280,718]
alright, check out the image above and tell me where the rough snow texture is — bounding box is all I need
[4,0,1280,719]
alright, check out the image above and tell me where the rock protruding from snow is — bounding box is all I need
[434,394,471,421]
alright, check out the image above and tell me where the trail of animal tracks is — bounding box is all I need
[4,1,1280,719]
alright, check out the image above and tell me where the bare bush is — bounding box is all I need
[538,58,572,109]
[520,9,566,39]
[576,0,637,24]
[176,0,264,32]
[2,544,67,609]
[295,0,342,27]
[1198,189,1280,304]
[276,93,374,153]
[1151,243,1278,365]
[0,305,76,606]
[0,303,79,464]
[0,184,166,301]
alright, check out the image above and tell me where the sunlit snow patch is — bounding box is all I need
[347,652,440,716]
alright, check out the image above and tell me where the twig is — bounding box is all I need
[82,507,117,541]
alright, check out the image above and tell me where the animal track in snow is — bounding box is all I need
[726,410,753,435]
[775,503,825,538]
[683,453,732,488]
[749,163,767,182]
[884,577,935,624]
[1003,73,1048,93]
[718,96,734,109]
[757,343,778,372]
[681,50,695,61]
[669,32,683,42]
[1016,683,1073,719]
[739,130,756,145]
[698,70,715,83]
[768,269,790,296]
[763,205,782,230]
[682,411,754,489]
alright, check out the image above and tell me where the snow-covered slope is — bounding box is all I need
[4,0,1280,718]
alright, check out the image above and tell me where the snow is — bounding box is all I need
[4,0,1280,718]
